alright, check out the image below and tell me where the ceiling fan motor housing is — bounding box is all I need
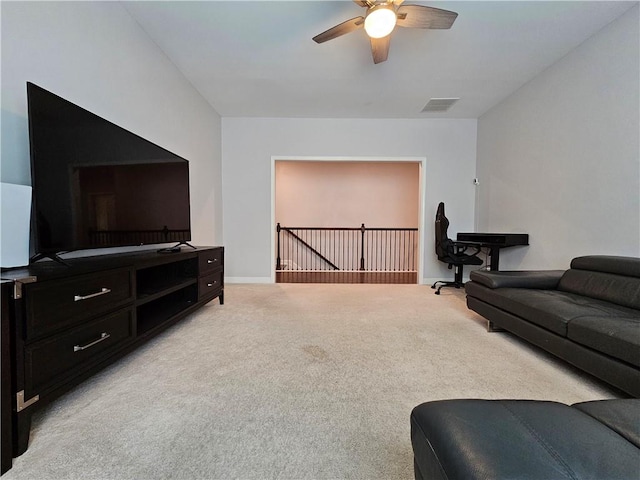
[364,4,398,38]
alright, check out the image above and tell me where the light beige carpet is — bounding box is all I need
[5,284,619,480]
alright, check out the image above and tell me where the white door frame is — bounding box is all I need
[270,155,427,284]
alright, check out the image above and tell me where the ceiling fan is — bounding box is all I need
[312,0,458,64]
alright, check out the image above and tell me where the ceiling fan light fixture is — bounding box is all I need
[364,5,397,39]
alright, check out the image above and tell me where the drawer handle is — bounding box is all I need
[207,281,218,287]
[207,259,218,264]
[74,287,111,302]
[74,332,110,352]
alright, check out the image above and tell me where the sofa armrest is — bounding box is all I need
[469,270,565,289]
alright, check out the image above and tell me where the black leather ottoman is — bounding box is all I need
[410,399,640,480]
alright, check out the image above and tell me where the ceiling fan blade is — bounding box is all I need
[370,35,390,64]
[396,5,458,29]
[392,0,405,5]
[313,17,365,44]
[353,0,370,6]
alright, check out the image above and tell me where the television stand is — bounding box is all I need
[3,246,224,461]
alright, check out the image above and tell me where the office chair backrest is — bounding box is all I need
[435,202,453,260]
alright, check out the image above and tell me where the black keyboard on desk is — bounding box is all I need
[456,233,529,247]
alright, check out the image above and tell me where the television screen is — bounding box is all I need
[27,82,191,258]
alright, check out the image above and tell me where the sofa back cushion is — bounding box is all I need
[570,256,640,278]
[558,256,640,310]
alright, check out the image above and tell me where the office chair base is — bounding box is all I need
[432,263,466,295]
[431,280,465,295]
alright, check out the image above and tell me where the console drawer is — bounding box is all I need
[25,307,134,394]
[198,248,223,276]
[199,271,222,299]
[25,268,133,339]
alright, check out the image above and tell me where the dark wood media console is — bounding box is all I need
[1,246,223,465]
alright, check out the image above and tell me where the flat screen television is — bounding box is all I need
[27,82,191,262]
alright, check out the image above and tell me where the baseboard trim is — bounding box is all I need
[225,277,273,284]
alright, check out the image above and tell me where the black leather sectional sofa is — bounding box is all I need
[465,255,640,396]
[410,256,640,479]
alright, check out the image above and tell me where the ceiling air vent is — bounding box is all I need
[422,98,459,112]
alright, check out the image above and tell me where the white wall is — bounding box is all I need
[476,5,640,270]
[1,1,223,252]
[222,118,478,282]
[275,161,420,227]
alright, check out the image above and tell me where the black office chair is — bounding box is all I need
[432,202,483,295]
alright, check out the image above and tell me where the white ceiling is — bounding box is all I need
[122,1,636,118]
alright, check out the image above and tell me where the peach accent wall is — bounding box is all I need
[275,161,419,228]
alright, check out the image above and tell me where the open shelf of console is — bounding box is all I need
[137,284,198,335]
[136,257,198,300]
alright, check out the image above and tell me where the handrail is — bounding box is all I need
[283,226,418,231]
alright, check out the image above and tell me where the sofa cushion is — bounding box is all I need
[465,282,638,336]
[567,315,640,367]
[558,269,640,310]
[411,399,640,480]
[572,399,640,449]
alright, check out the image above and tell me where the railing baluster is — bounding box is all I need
[276,223,281,270]
[360,223,365,271]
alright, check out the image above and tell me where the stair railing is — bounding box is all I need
[276,223,418,272]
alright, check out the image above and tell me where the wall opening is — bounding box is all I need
[272,157,424,284]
